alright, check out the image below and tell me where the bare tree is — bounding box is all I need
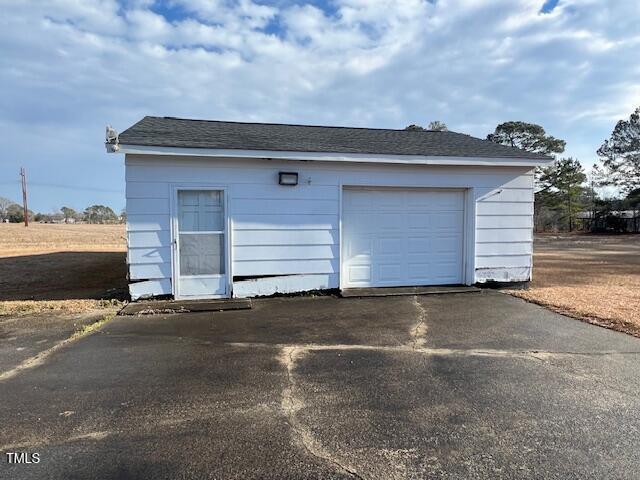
[405,121,448,132]
[428,121,448,131]
[0,197,13,221]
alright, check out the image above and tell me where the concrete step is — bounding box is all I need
[341,285,480,298]
[119,298,251,315]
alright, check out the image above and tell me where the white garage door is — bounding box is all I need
[342,188,465,288]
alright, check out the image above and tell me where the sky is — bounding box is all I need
[1,0,639,213]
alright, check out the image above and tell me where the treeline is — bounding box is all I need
[535,162,639,233]
[489,108,639,233]
[409,107,640,233]
[0,200,125,225]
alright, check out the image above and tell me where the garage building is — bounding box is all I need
[108,116,551,300]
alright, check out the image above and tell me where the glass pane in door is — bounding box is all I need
[179,190,224,232]
[179,233,225,275]
[177,190,225,277]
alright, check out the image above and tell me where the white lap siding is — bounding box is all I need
[125,155,534,299]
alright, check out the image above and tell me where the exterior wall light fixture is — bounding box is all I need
[278,172,298,186]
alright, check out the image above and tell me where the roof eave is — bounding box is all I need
[115,144,553,167]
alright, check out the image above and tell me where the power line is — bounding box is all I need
[0,180,122,193]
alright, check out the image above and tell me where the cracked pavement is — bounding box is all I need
[2,290,640,479]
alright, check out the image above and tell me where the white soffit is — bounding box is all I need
[117,144,552,167]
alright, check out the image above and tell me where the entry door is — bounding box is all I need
[342,188,464,288]
[174,189,227,299]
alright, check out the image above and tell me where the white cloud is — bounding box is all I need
[125,9,173,41]
[0,0,639,210]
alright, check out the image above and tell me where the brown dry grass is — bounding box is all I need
[509,234,640,337]
[0,223,125,255]
[0,223,127,315]
[0,299,123,316]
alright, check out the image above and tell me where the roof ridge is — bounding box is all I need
[152,116,458,134]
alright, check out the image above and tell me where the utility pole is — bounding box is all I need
[20,167,29,227]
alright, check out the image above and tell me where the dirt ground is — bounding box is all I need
[0,224,127,315]
[510,234,640,337]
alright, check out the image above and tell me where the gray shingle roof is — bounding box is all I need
[118,116,551,160]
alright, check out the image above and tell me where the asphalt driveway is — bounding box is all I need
[0,311,112,376]
[1,291,640,479]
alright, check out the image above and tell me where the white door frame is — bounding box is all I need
[170,185,232,299]
[339,185,476,290]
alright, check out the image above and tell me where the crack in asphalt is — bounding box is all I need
[268,338,640,478]
[232,342,640,359]
[410,295,428,349]
[279,346,366,480]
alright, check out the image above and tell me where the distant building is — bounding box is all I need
[577,210,640,233]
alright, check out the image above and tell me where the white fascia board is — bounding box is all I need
[116,144,553,167]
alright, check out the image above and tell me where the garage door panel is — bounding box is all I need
[351,213,404,232]
[434,275,460,284]
[408,213,432,229]
[408,236,432,254]
[432,236,461,254]
[377,237,404,255]
[407,254,430,264]
[343,188,464,288]
[377,214,404,230]
[348,214,369,231]
[407,190,463,210]
[378,263,403,282]
[376,192,405,210]
[408,264,430,280]
[349,235,372,258]
[344,190,373,210]
[375,257,403,269]
[408,190,458,205]
[432,211,464,230]
[348,264,371,284]
[433,257,460,268]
